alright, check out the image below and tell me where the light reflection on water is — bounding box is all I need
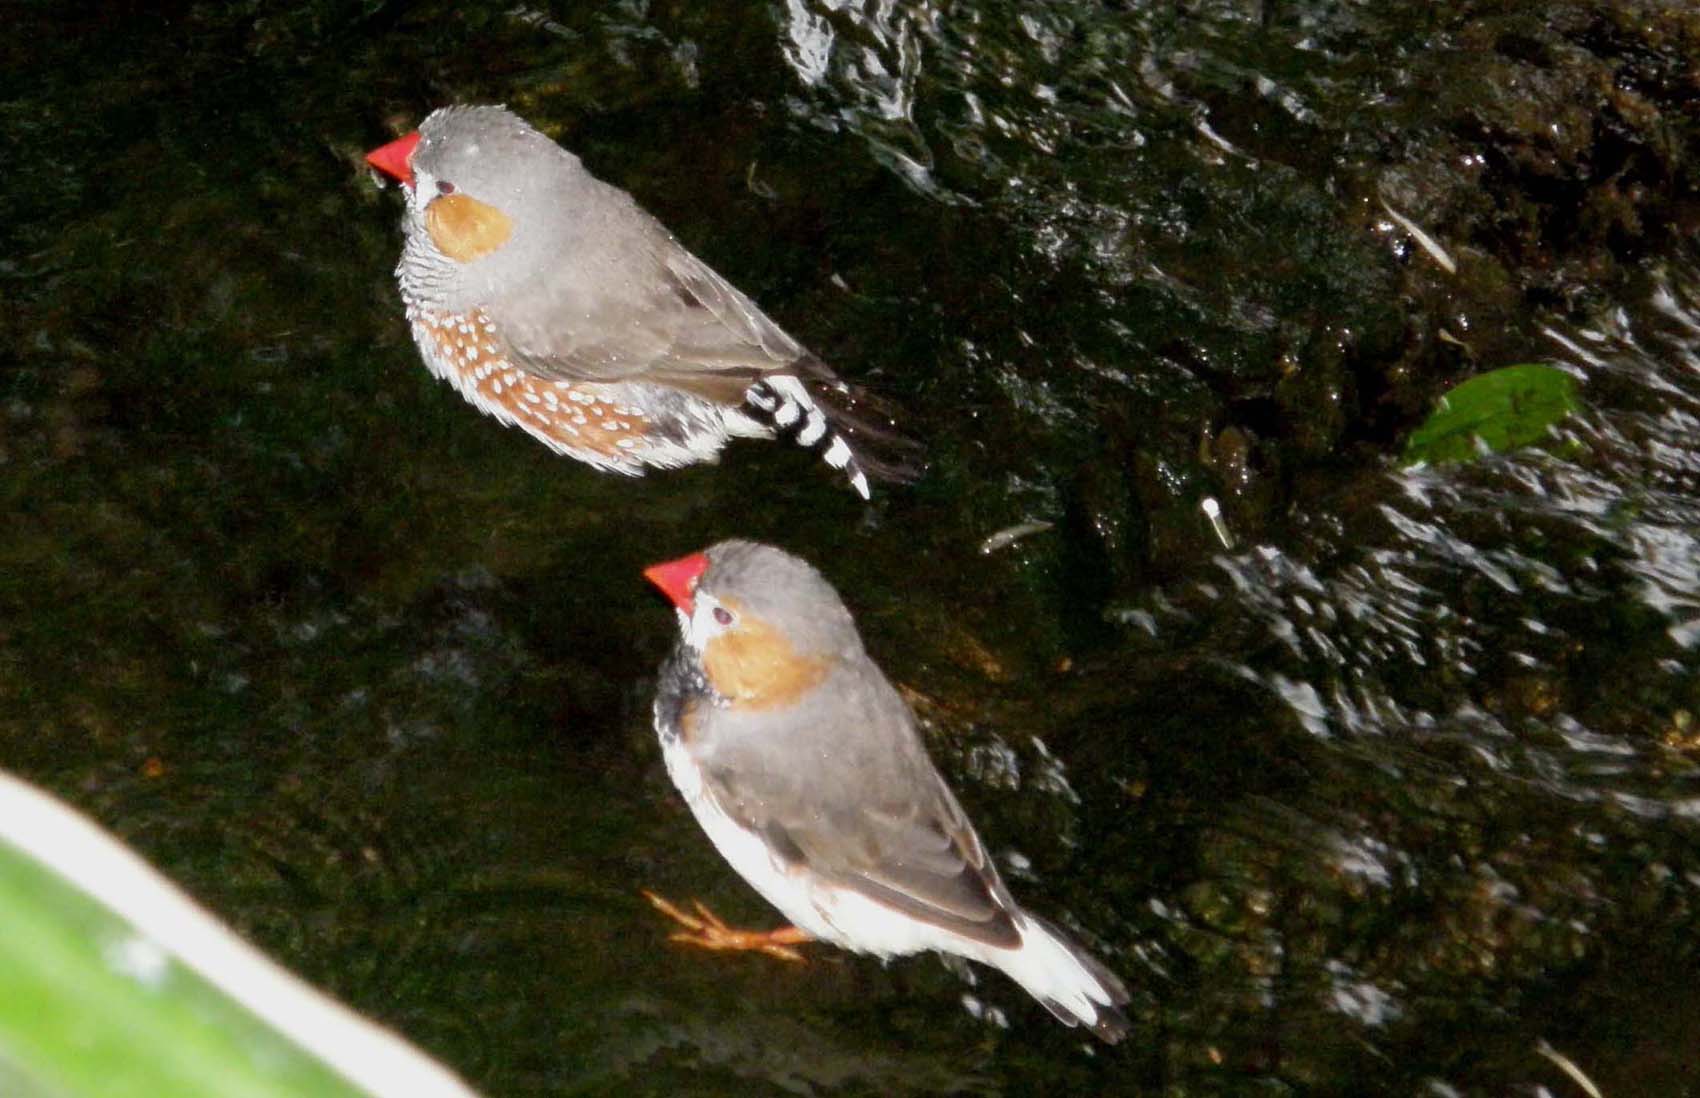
[1088,250,1700,1089]
[1190,251,1700,768]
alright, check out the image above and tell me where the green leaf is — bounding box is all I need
[0,773,480,1098]
[1401,363,1581,466]
[0,846,356,1098]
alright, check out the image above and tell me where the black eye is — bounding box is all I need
[436,179,456,195]
[712,606,733,626]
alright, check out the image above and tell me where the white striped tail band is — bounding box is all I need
[795,414,828,447]
[742,378,871,499]
[822,436,852,469]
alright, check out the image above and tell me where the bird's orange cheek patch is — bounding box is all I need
[702,615,828,711]
[425,192,513,263]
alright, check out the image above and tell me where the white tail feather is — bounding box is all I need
[989,915,1127,1035]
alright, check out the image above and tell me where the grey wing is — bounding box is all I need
[494,216,812,401]
[657,250,808,371]
[702,736,1023,950]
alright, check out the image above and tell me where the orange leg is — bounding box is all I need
[642,890,812,963]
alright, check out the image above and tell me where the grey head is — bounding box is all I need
[409,105,575,207]
[396,104,635,316]
[698,541,867,663]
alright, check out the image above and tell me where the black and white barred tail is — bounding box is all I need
[741,369,922,500]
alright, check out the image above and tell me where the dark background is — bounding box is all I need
[5,1,1700,1094]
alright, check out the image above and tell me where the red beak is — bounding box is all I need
[644,552,709,617]
[365,131,422,188]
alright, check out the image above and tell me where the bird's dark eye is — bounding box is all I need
[712,606,734,626]
[436,179,456,195]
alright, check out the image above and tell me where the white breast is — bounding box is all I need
[657,729,841,941]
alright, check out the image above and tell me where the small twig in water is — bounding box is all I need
[978,521,1054,555]
[1535,1040,1604,1098]
[1201,496,1234,550]
[1380,199,1457,274]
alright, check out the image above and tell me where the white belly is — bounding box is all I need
[658,733,1008,961]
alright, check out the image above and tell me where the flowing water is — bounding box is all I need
[4,1,1699,1094]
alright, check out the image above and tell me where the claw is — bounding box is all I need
[642,889,811,963]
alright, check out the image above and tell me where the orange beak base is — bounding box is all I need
[365,131,422,188]
[644,553,710,617]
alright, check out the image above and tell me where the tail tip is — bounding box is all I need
[1038,989,1131,1044]
[1021,913,1132,1044]
[1086,1003,1132,1044]
[742,376,914,499]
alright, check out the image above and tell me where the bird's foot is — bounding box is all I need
[642,889,811,963]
